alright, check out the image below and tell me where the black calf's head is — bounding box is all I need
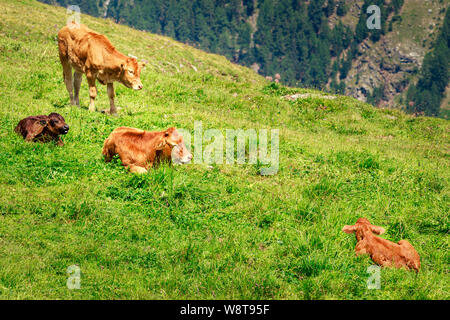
[46,113,69,135]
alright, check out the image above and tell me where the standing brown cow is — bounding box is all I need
[57,23,145,114]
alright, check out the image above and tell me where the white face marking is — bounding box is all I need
[170,144,192,164]
[132,83,143,90]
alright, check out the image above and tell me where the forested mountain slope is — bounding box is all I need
[39,0,449,117]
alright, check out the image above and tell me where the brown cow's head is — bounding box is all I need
[120,57,145,90]
[343,218,385,241]
[46,113,69,135]
[157,127,192,164]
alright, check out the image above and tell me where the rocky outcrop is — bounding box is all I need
[336,0,446,109]
[345,37,423,106]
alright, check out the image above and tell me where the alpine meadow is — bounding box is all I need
[0,0,449,300]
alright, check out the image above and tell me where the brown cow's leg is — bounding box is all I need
[73,71,83,107]
[86,73,97,112]
[398,240,420,272]
[103,152,113,162]
[56,137,64,146]
[62,61,75,105]
[25,132,36,142]
[107,83,117,114]
[128,164,148,174]
[122,157,150,174]
[102,137,115,162]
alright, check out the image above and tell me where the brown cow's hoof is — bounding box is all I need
[101,107,121,115]
[130,166,148,174]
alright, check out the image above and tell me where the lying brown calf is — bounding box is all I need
[15,113,69,146]
[343,218,420,272]
[102,126,192,173]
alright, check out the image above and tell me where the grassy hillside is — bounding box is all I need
[0,0,448,299]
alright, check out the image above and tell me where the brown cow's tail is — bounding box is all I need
[57,27,70,63]
[102,137,115,162]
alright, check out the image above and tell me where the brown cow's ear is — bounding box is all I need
[164,128,178,146]
[28,120,46,139]
[164,127,175,137]
[119,63,126,76]
[155,133,168,149]
[370,225,385,235]
[342,225,356,234]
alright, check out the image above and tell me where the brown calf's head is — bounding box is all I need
[343,218,386,241]
[120,57,145,90]
[157,127,192,164]
[46,113,69,135]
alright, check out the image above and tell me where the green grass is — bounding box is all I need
[0,0,449,299]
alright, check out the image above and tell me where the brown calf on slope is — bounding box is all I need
[15,113,69,146]
[343,218,420,272]
[58,23,145,114]
[102,127,192,173]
